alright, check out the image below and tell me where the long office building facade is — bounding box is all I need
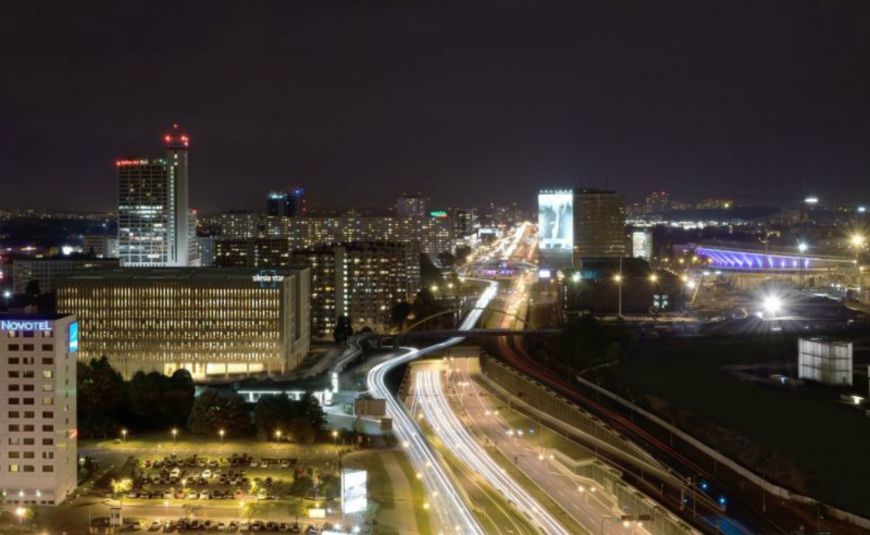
[117,126,195,267]
[56,268,309,379]
[0,314,78,506]
[12,257,120,295]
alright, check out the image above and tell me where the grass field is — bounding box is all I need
[612,334,870,517]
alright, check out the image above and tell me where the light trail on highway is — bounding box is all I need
[365,279,498,535]
[415,366,571,535]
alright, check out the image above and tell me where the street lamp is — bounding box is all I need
[219,429,225,443]
[274,430,282,441]
[171,428,178,444]
[121,428,127,442]
[613,273,623,319]
[648,273,658,283]
[332,430,339,446]
[798,241,808,287]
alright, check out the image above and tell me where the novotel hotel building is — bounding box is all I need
[0,314,78,506]
[56,267,310,379]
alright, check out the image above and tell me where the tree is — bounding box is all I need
[454,244,472,263]
[411,288,446,329]
[253,394,296,440]
[77,357,127,438]
[300,392,326,434]
[437,251,456,267]
[24,279,40,297]
[419,253,441,287]
[390,301,412,329]
[333,314,353,343]
[165,369,195,426]
[186,390,250,437]
[127,369,195,429]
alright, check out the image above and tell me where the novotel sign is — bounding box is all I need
[0,319,52,331]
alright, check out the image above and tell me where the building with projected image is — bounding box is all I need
[538,188,627,275]
[55,268,309,379]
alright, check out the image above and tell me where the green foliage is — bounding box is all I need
[290,473,314,497]
[454,244,472,262]
[319,473,340,500]
[390,300,412,328]
[253,393,325,442]
[186,389,250,437]
[128,370,194,429]
[559,314,630,369]
[333,314,353,343]
[419,253,441,287]
[77,357,127,438]
[24,279,40,296]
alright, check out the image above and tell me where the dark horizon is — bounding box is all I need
[2,1,869,212]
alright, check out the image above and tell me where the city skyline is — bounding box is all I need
[3,1,870,212]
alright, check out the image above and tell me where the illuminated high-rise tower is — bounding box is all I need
[117,125,193,266]
[267,186,305,217]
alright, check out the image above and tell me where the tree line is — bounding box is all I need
[78,357,326,441]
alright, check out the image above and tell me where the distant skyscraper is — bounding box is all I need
[267,187,305,217]
[396,194,426,219]
[573,189,626,261]
[643,191,670,213]
[117,125,192,266]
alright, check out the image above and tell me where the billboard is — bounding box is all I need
[631,230,653,261]
[69,321,79,353]
[341,468,367,514]
[538,191,573,252]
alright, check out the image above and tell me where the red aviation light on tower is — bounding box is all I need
[163,123,190,149]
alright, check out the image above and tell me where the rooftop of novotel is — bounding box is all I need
[0,313,72,320]
[55,267,307,282]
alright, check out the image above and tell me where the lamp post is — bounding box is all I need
[274,430,282,442]
[121,428,127,443]
[798,241,808,288]
[615,255,624,319]
[219,429,225,444]
[171,428,178,445]
[332,430,339,446]
[613,273,623,319]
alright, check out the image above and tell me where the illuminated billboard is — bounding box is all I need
[631,230,653,261]
[341,468,367,514]
[538,191,573,252]
[69,321,79,353]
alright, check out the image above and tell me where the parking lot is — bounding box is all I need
[125,452,306,501]
[90,516,364,533]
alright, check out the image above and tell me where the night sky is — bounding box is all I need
[2,1,869,212]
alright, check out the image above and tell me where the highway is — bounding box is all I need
[365,279,498,535]
[444,356,657,535]
[414,363,571,535]
[488,232,828,533]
